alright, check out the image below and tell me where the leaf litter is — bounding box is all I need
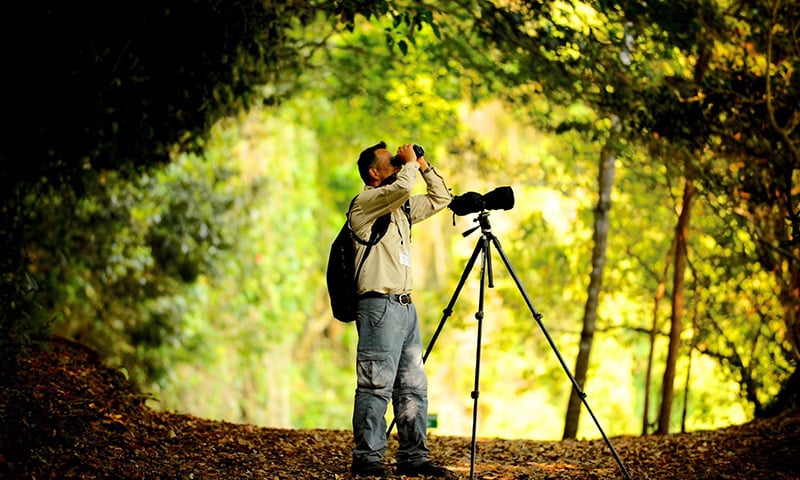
[1,336,798,479]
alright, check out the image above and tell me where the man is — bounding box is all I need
[348,141,454,478]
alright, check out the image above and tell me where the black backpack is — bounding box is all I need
[326,197,391,322]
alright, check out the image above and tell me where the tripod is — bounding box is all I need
[390,210,631,480]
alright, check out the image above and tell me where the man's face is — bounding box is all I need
[370,148,400,185]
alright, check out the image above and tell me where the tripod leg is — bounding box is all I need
[422,235,484,362]
[387,236,485,437]
[469,235,490,480]
[488,234,632,480]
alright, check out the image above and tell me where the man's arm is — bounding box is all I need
[409,162,451,224]
[350,162,419,232]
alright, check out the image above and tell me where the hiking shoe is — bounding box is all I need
[396,461,455,478]
[351,461,393,477]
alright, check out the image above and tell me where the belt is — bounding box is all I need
[359,291,412,305]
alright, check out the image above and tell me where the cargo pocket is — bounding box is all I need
[357,352,395,393]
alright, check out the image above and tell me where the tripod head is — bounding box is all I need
[462,211,494,238]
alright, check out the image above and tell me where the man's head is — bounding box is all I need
[358,141,399,187]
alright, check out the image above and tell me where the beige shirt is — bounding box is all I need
[349,163,450,295]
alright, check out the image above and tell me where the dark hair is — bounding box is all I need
[357,141,387,184]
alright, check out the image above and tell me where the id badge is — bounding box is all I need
[399,248,411,267]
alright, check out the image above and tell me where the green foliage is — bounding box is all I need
[0,0,267,365]
[31,156,243,385]
[0,0,437,368]
[620,0,800,415]
[146,107,332,424]
[430,0,800,424]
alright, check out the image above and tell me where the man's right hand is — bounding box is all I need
[396,144,417,164]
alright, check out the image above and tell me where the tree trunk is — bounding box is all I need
[656,177,695,435]
[681,283,700,433]
[780,254,800,363]
[563,142,615,439]
[642,244,673,435]
[681,341,694,433]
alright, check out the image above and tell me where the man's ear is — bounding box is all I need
[368,167,380,182]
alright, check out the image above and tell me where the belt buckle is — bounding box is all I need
[398,293,411,305]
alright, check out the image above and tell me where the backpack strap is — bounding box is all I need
[346,196,391,246]
[403,199,411,239]
[346,196,392,291]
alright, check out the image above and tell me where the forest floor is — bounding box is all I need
[1,337,799,480]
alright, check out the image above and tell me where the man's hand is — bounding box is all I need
[416,156,430,172]
[396,144,417,164]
